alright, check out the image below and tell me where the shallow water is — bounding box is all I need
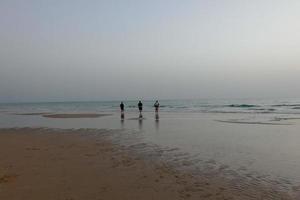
[1,100,300,197]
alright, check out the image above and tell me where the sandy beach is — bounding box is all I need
[0,127,295,200]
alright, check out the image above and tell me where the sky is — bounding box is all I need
[1,0,300,102]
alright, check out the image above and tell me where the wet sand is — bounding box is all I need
[42,113,112,118]
[0,128,295,200]
[15,112,52,116]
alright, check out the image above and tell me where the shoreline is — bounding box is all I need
[0,128,296,200]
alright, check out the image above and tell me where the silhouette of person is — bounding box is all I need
[120,102,124,113]
[138,101,143,116]
[120,102,125,120]
[154,100,160,112]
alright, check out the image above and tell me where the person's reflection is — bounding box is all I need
[155,112,159,120]
[155,112,159,131]
[138,117,143,130]
[120,113,125,129]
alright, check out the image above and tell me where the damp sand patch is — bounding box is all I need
[15,112,52,116]
[42,113,112,118]
[215,119,291,125]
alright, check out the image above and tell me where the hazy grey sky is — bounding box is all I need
[1,0,300,102]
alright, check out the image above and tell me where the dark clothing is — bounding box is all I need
[138,102,143,111]
[120,103,124,111]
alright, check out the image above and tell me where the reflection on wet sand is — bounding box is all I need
[120,119,124,129]
[155,113,159,131]
[155,112,159,121]
[138,117,143,130]
[120,113,125,129]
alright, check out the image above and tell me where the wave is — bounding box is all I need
[176,106,188,108]
[273,117,300,121]
[247,108,276,111]
[272,104,300,107]
[227,104,259,108]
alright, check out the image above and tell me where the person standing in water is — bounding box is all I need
[138,101,143,117]
[154,100,160,121]
[154,100,160,112]
[120,102,125,119]
[120,102,125,113]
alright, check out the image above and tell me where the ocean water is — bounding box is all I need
[1,98,300,197]
[1,98,300,115]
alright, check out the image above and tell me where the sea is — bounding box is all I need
[1,98,300,115]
